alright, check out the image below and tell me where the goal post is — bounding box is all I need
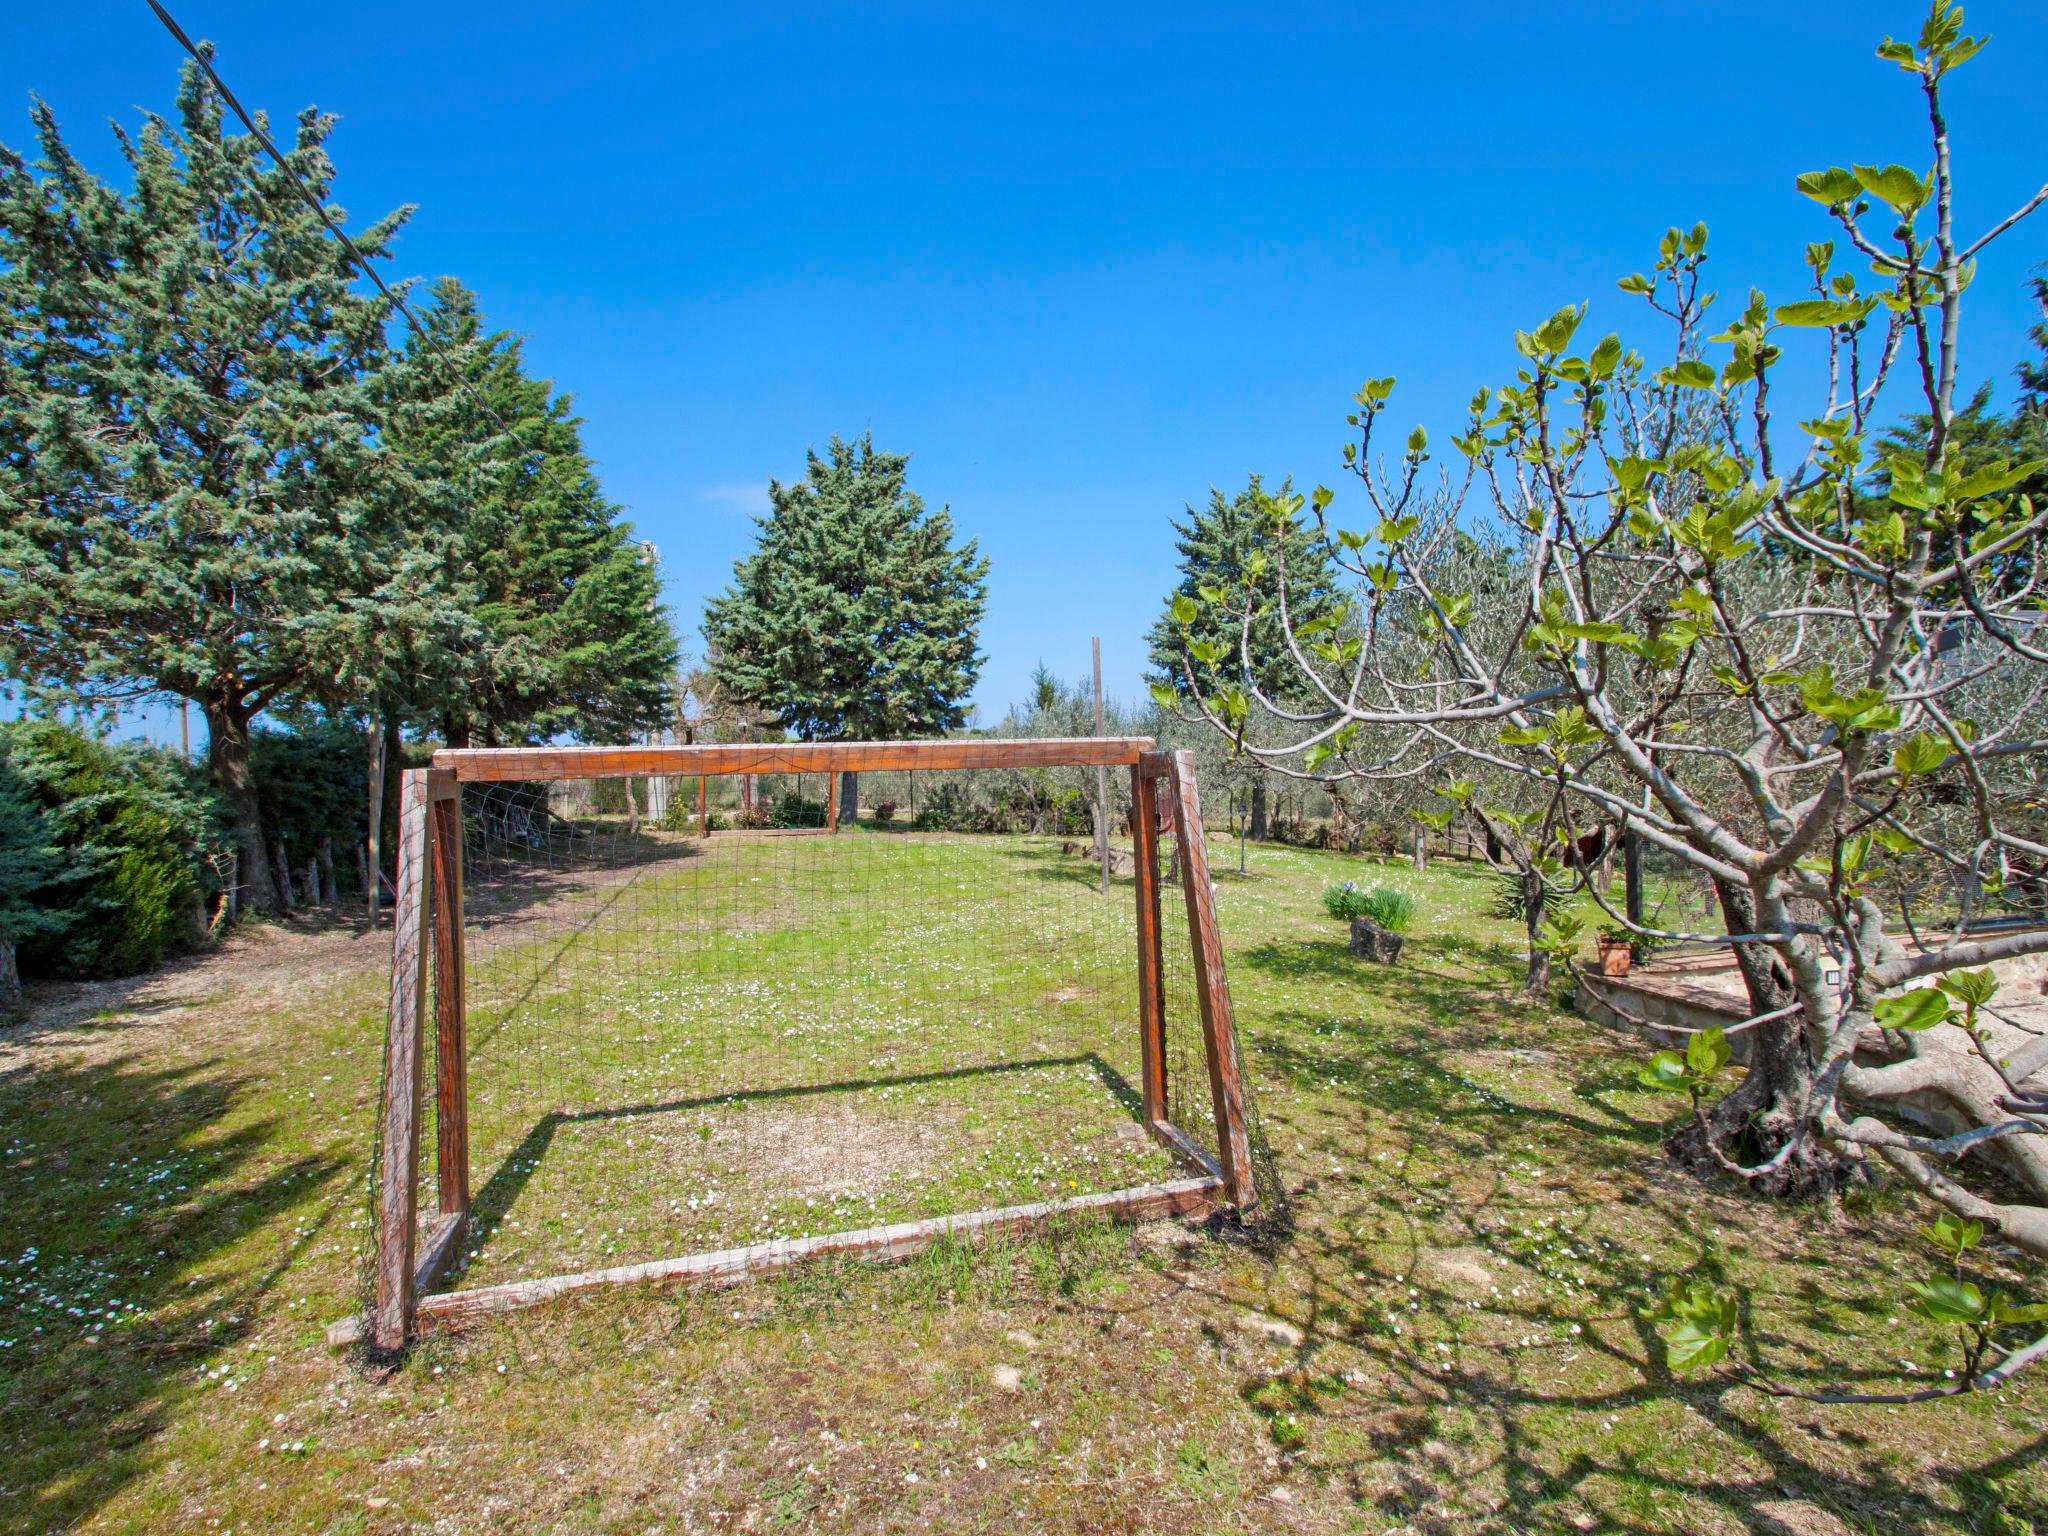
[359,737,1252,1354]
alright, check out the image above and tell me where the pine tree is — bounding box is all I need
[0,62,473,912]
[702,434,988,818]
[382,279,679,747]
[1147,476,1342,836]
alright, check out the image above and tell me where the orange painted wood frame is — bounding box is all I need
[362,733,1268,1349]
[431,736,1153,783]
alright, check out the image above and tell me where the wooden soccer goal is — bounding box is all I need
[345,738,1252,1356]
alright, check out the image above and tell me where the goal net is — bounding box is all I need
[357,739,1251,1352]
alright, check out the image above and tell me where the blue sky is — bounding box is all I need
[12,1,2048,746]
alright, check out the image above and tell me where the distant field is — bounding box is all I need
[2,832,2042,1534]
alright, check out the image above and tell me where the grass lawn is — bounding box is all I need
[1,830,2042,1534]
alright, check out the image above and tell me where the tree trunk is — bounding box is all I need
[840,770,859,825]
[1411,822,1428,872]
[1521,873,1550,997]
[204,698,280,915]
[0,937,19,1013]
[1665,877,1859,1197]
[443,714,471,751]
[273,841,296,913]
[378,710,403,888]
[1249,781,1269,842]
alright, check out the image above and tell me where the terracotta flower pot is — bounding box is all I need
[1596,938,1632,977]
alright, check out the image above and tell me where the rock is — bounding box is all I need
[991,1364,1023,1392]
[1004,1329,1039,1350]
[1248,1315,1304,1348]
[1057,840,1136,877]
[1349,917,1404,964]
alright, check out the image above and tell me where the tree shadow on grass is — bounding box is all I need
[0,1053,342,1535]
[1189,898,2047,1529]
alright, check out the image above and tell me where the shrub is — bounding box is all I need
[1358,886,1418,933]
[1322,880,1417,933]
[1322,881,1370,922]
[873,800,897,824]
[4,720,225,979]
[768,791,825,829]
[251,722,368,883]
[1488,866,1528,920]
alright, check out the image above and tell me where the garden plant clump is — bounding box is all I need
[1325,881,1418,964]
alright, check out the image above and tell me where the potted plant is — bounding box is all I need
[1324,882,1419,964]
[1595,924,1635,977]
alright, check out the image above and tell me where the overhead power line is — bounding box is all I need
[140,0,634,564]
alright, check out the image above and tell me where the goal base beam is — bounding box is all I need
[330,1173,1218,1347]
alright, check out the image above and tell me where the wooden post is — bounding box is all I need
[371,768,433,1353]
[1092,637,1110,894]
[1165,750,1255,1211]
[698,774,708,837]
[1131,763,1168,1124]
[825,768,839,832]
[428,770,469,1224]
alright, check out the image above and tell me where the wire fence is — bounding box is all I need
[388,768,1228,1295]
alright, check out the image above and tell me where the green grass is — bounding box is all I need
[445,829,1187,1288]
[0,829,2041,1534]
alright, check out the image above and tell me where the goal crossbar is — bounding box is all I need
[355,737,1253,1356]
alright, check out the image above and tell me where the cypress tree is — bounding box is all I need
[702,434,988,818]
[1147,476,1342,836]
[382,278,679,746]
[0,62,472,912]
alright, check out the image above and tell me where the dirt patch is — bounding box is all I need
[2,916,386,1065]
[644,1098,959,1199]
[1418,1246,1495,1294]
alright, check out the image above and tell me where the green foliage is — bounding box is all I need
[381,280,679,744]
[1321,882,1370,922]
[1148,475,1343,704]
[1487,867,1528,920]
[0,738,69,960]
[767,792,826,830]
[0,63,476,911]
[250,724,369,873]
[1645,1278,1737,1372]
[1321,882,1419,933]
[2,720,224,980]
[702,434,988,742]
[1638,1026,1733,1097]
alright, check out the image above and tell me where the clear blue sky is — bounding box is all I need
[13,1,2048,746]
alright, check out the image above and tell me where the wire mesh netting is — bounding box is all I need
[413,767,1228,1293]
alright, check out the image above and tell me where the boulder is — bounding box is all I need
[1349,917,1403,964]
